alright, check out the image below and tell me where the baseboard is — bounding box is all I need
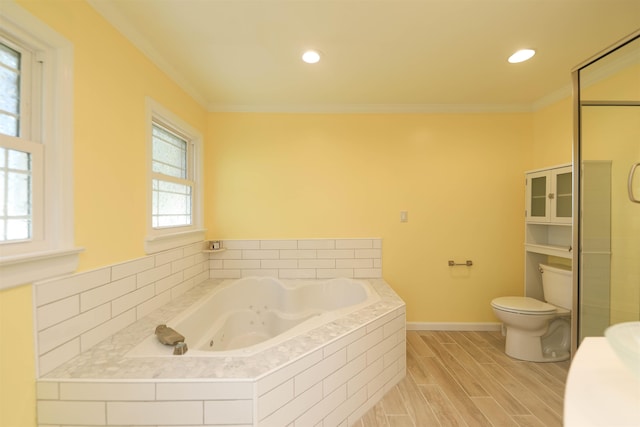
[406,322,501,331]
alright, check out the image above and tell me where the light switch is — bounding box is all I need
[400,211,408,222]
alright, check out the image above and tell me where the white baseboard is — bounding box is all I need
[406,322,501,331]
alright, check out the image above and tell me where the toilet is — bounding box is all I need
[491,263,572,362]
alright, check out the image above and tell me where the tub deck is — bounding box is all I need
[37,278,406,427]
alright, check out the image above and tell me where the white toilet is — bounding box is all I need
[491,263,572,362]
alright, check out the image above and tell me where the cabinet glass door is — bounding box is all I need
[530,175,548,219]
[554,171,572,220]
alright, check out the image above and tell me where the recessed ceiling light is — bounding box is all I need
[302,50,321,64]
[508,49,536,63]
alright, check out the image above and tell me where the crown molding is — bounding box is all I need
[531,84,572,111]
[207,102,535,114]
[86,0,209,110]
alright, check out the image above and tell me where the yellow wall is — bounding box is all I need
[0,1,207,426]
[0,286,36,427]
[0,1,583,425]
[531,97,573,168]
[582,63,640,101]
[206,112,533,322]
[15,0,208,272]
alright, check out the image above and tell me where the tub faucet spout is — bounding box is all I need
[173,342,188,355]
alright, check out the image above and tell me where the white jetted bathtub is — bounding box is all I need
[128,276,379,357]
[38,277,405,427]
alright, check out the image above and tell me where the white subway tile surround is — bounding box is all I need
[34,241,210,376]
[35,238,405,426]
[209,239,383,280]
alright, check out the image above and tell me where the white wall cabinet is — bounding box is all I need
[524,164,573,299]
[525,164,572,224]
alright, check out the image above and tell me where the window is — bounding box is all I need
[0,41,23,138]
[0,3,80,290]
[151,122,193,228]
[146,99,204,253]
[0,144,38,242]
[0,38,42,244]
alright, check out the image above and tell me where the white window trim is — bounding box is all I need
[145,98,205,254]
[0,1,82,290]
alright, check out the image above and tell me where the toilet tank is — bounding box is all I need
[540,263,572,310]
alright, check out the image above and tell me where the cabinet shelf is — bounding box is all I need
[525,243,572,258]
[526,221,572,227]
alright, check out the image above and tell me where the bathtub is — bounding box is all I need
[128,276,380,357]
[38,277,406,427]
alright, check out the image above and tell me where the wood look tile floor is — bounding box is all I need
[355,331,571,427]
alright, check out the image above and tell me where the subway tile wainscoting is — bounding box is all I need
[208,238,383,280]
[35,238,407,426]
[34,241,210,376]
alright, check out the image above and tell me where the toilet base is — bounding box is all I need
[505,334,570,362]
[504,318,571,363]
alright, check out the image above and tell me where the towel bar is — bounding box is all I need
[448,260,473,266]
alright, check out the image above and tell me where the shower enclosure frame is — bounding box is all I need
[571,29,640,355]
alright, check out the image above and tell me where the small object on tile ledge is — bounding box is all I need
[448,260,473,266]
[154,324,185,346]
[204,240,225,252]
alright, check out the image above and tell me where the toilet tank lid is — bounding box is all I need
[491,296,557,314]
[539,263,572,274]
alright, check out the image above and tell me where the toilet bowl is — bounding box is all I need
[491,263,572,362]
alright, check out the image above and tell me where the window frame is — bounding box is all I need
[145,98,204,254]
[0,2,81,290]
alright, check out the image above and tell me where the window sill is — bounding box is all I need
[145,228,206,254]
[0,247,84,290]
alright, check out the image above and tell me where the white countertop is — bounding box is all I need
[564,337,640,426]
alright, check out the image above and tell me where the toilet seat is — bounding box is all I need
[491,296,556,315]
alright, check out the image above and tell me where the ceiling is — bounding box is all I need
[88,0,640,112]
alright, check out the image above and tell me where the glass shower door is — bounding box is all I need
[576,33,640,344]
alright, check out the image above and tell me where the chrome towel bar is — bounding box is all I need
[448,260,473,266]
